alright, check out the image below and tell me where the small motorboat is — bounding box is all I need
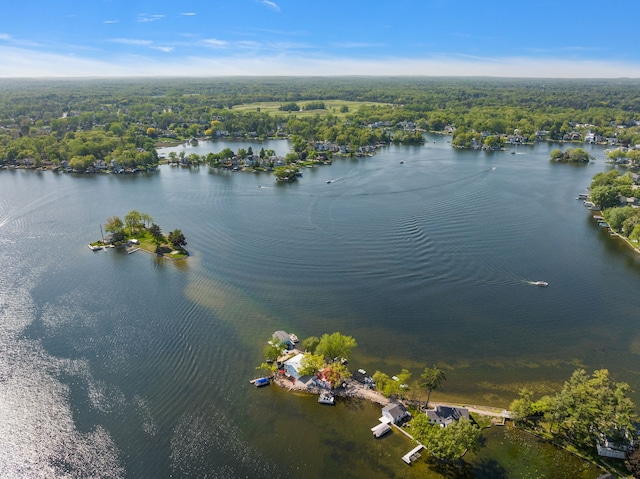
[318,392,335,405]
[252,377,270,387]
[532,281,549,287]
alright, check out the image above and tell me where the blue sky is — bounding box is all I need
[2,0,640,77]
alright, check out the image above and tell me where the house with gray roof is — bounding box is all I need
[426,405,470,427]
[381,403,411,425]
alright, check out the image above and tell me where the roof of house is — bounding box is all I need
[382,403,409,419]
[426,405,470,426]
[283,353,305,371]
[273,330,291,344]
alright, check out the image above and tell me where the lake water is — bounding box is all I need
[0,135,634,478]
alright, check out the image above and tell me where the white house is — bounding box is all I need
[283,353,305,380]
[381,403,411,425]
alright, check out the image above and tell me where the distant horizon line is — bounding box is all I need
[0,75,638,80]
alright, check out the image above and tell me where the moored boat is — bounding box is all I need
[371,422,391,438]
[252,377,270,387]
[318,392,335,405]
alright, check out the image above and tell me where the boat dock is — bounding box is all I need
[402,445,424,465]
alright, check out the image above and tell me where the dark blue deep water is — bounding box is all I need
[0,136,633,477]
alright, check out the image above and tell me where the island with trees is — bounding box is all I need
[92,209,188,259]
[549,147,593,163]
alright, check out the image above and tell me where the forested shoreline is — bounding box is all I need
[1,77,639,173]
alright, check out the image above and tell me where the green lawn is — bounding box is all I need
[231,99,390,119]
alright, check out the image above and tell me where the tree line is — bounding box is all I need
[2,77,640,171]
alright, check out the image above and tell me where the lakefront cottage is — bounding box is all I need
[381,403,411,425]
[282,353,305,380]
[426,405,470,427]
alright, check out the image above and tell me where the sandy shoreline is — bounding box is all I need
[272,375,391,407]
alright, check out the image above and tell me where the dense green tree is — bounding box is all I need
[591,185,620,209]
[124,210,142,233]
[140,212,153,228]
[68,154,95,171]
[509,388,535,426]
[298,353,326,377]
[410,415,481,461]
[372,371,397,397]
[421,366,447,409]
[279,102,300,112]
[273,166,297,182]
[552,369,636,451]
[148,223,162,241]
[316,332,358,362]
[301,336,320,353]
[263,342,285,362]
[550,148,564,160]
[168,229,187,250]
[105,216,124,234]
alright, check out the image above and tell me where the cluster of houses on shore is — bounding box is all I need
[268,331,634,468]
[1,154,157,174]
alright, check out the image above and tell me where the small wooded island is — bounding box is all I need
[90,210,188,259]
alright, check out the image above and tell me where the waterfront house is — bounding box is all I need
[585,131,603,144]
[426,405,469,427]
[563,131,582,141]
[283,353,305,380]
[381,403,411,425]
[597,437,635,459]
[272,331,293,349]
[535,130,549,141]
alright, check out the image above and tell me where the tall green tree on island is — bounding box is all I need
[315,332,357,362]
[168,229,187,251]
[301,336,320,353]
[124,210,142,234]
[148,223,162,241]
[105,216,124,234]
[421,365,446,409]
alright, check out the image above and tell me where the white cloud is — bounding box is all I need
[137,14,165,23]
[103,20,119,24]
[1,45,640,79]
[260,1,281,12]
[181,12,196,16]
[151,46,174,53]
[110,38,153,46]
[331,42,385,49]
[202,38,228,48]
[0,33,11,41]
